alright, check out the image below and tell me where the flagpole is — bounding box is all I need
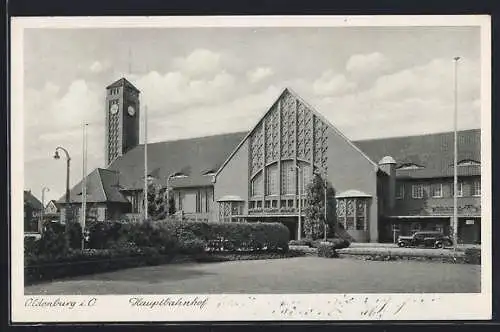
[453,56,460,255]
[81,122,88,250]
[144,104,148,222]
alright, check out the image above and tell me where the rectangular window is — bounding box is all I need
[249,201,255,209]
[301,165,311,194]
[265,200,271,208]
[97,207,106,221]
[395,182,404,199]
[473,180,481,196]
[281,161,295,195]
[452,181,463,197]
[430,183,442,198]
[266,164,279,195]
[195,190,202,213]
[412,184,424,199]
[205,189,210,212]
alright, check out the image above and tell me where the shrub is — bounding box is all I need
[465,248,481,265]
[317,242,338,258]
[68,222,83,249]
[328,238,350,249]
[289,239,312,246]
[86,220,179,254]
[38,222,69,257]
[179,239,206,255]
[86,220,127,249]
[24,236,40,258]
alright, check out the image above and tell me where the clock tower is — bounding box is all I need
[105,77,141,166]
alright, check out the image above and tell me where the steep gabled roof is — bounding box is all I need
[106,77,140,93]
[216,88,378,177]
[353,129,481,179]
[107,132,247,190]
[56,168,128,204]
[24,190,43,209]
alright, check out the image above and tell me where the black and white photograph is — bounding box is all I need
[11,15,491,322]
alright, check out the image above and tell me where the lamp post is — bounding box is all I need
[54,146,71,248]
[40,186,50,233]
[81,123,88,250]
[452,56,461,253]
[293,165,303,241]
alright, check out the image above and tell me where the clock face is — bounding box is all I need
[110,104,119,114]
[127,105,136,116]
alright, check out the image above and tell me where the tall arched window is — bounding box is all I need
[251,171,263,197]
[265,163,279,195]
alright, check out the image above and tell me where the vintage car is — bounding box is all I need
[397,231,453,249]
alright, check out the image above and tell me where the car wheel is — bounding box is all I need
[435,242,443,249]
[398,242,405,248]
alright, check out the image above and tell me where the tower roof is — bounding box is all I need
[106,77,140,93]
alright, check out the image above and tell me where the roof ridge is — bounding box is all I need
[134,131,249,146]
[353,128,481,143]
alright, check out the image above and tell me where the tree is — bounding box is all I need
[147,183,176,220]
[303,173,336,240]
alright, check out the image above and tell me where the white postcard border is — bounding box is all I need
[10,15,492,322]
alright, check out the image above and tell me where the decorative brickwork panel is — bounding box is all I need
[314,116,328,170]
[297,101,313,161]
[265,105,280,163]
[346,199,355,216]
[280,91,296,159]
[250,123,264,175]
[108,110,120,163]
[337,199,346,218]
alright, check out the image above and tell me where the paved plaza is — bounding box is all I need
[25,257,481,295]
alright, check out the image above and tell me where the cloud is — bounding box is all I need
[346,52,391,78]
[89,61,108,73]
[173,49,223,78]
[247,67,274,83]
[313,71,357,96]
[369,57,480,102]
[315,57,481,139]
[133,69,238,117]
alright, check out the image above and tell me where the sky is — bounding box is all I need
[22,26,482,203]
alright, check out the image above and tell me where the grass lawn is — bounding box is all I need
[25,256,481,295]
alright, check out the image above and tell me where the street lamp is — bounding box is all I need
[292,165,303,241]
[54,146,71,248]
[452,56,461,254]
[39,186,50,233]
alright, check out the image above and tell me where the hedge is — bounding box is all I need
[158,219,290,252]
[24,247,174,283]
[85,219,290,253]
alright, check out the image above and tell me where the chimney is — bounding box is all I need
[379,156,397,212]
